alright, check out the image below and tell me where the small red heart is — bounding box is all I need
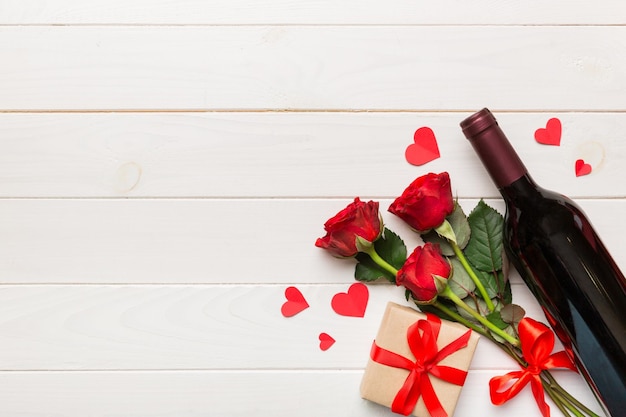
[318,332,335,351]
[331,283,369,318]
[281,286,309,317]
[575,159,592,177]
[405,127,440,166]
[535,118,562,146]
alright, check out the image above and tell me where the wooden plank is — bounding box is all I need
[0,112,624,198]
[0,370,605,417]
[0,283,568,371]
[2,26,626,111]
[0,199,625,284]
[1,0,625,25]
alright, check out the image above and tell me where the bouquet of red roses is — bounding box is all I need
[316,172,600,417]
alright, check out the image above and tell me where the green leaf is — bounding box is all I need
[502,280,513,305]
[375,227,407,270]
[421,230,454,256]
[486,310,509,330]
[448,258,476,299]
[487,271,513,304]
[500,304,526,325]
[501,250,511,283]
[448,202,471,250]
[476,269,498,299]
[465,200,504,272]
[474,268,508,301]
[481,269,511,304]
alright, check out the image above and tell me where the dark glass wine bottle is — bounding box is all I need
[460,108,626,417]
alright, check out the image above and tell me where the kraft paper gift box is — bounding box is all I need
[360,302,480,417]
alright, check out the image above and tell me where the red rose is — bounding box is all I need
[397,242,451,304]
[388,172,454,232]
[315,197,383,258]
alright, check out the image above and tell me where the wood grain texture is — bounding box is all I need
[0,283,550,371]
[1,0,625,24]
[2,26,626,111]
[0,198,624,284]
[0,112,624,198]
[0,370,606,417]
[1,1,622,415]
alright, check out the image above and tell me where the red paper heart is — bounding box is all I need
[575,159,592,177]
[281,286,309,317]
[405,127,440,166]
[319,332,336,351]
[535,118,562,146]
[331,282,369,317]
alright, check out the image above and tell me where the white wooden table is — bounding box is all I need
[0,2,623,416]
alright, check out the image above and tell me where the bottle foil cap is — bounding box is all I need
[460,108,498,140]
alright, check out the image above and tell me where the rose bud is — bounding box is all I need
[315,197,383,258]
[397,242,451,304]
[388,172,454,233]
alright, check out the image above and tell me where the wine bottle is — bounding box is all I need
[460,108,626,417]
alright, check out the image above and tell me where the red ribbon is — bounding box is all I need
[370,313,472,417]
[489,317,577,417]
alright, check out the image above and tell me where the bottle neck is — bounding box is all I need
[460,108,528,189]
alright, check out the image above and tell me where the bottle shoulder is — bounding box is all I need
[499,177,593,247]
[503,186,588,239]
[504,186,580,217]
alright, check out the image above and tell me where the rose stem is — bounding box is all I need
[433,302,531,367]
[430,305,583,417]
[432,302,487,336]
[437,300,595,416]
[449,241,496,312]
[541,371,601,417]
[548,386,584,417]
[543,383,573,417]
[363,246,399,277]
[441,287,520,347]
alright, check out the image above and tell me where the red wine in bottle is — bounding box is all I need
[461,108,626,417]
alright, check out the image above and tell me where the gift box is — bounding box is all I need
[360,302,480,417]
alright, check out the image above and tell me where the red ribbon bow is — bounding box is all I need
[489,317,577,417]
[370,313,472,417]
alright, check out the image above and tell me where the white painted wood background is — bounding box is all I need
[0,1,624,416]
